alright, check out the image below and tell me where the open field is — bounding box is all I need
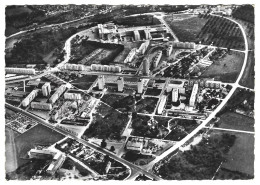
[239,51,254,89]
[164,14,208,42]
[14,124,64,166]
[210,130,254,178]
[215,112,254,132]
[201,51,244,83]
[71,75,97,90]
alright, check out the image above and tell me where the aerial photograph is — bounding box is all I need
[5,4,255,180]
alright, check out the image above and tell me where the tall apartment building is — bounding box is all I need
[134,30,140,41]
[137,79,144,94]
[42,82,51,97]
[172,88,179,102]
[189,84,199,107]
[117,77,124,92]
[98,75,105,90]
[143,58,150,76]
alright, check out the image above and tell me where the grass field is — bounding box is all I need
[210,130,254,177]
[164,15,208,42]
[239,51,254,89]
[14,124,64,166]
[201,51,245,83]
[216,112,254,132]
[71,75,97,90]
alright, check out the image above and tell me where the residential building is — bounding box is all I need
[98,75,105,90]
[172,88,179,102]
[117,77,124,92]
[42,82,51,97]
[189,83,199,107]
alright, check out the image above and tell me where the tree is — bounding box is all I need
[110,146,115,152]
[101,139,107,148]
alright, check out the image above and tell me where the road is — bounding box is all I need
[5,11,252,180]
[5,103,162,180]
[6,14,94,40]
[142,13,250,171]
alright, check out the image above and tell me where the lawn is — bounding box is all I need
[71,75,97,90]
[210,130,254,178]
[201,51,245,83]
[82,102,129,140]
[239,51,254,89]
[215,112,254,132]
[164,15,208,42]
[14,124,65,166]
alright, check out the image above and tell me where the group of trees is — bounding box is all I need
[6,27,77,66]
[157,133,237,180]
[83,108,128,141]
[114,15,160,27]
[232,5,254,23]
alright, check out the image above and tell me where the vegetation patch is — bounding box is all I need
[154,132,237,180]
[201,50,244,83]
[82,102,129,140]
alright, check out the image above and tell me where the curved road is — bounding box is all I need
[5,11,251,180]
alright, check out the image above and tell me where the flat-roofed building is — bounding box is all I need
[98,75,105,90]
[157,95,167,114]
[31,102,52,110]
[137,79,144,94]
[117,77,124,92]
[143,58,150,76]
[189,83,199,107]
[172,88,179,102]
[42,82,51,97]
[134,30,140,41]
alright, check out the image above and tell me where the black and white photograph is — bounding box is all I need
[3,1,256,181]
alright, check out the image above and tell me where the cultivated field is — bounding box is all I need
[216,112,254,132]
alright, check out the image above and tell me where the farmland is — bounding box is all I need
[197,14,245,50]
[164,14,208,42]
[200,50,245,83]
[214,112,254,132]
